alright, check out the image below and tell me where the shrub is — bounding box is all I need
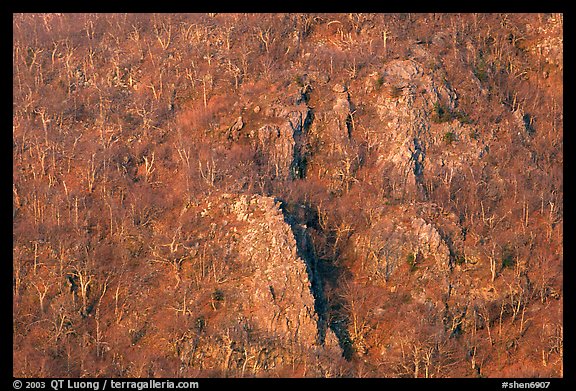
[195,316,206,333]
[455,254,466,265]
[212,289,225,302]
[454,110,473,124]
[432,101,453,123]
[406,252,417,272]
[473,56,489,83]
[295,75,305,87]
[390,85,403,98]
[501,245,515,269]
[443,131,457,145]
[401,292,412,303]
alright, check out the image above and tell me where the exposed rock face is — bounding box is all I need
[353,202,454,284]
[227,116,244,140]
[172,39,560,375]
[370,57,492,201]
[411,217,448,259]
[254,123,296,178]
[373,59,442,199]
[249,101,311,180]
[527,14,563,70]
[332,92,353,143]
[175,193,336,374]
[227,194,319,346]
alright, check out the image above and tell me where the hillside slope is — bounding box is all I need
[13,13,562,377]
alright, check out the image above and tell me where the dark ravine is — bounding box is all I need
[281,209,327,343]
[278,201,354,360]
[411,137,428,201]
[289,85,313,180]
[289,108,312,180]
[281,88,355,359]
[436,225,458,272]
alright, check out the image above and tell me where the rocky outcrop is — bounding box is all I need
[332,84,353,143]
[369,57,494,203]
[227,116,244,141]
[253,123,296,178]
[175,193,341,374]
[249,100,311,180]
[232,195,316,338]
[353,202,455,284]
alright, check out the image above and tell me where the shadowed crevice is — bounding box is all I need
[278,200,354,360]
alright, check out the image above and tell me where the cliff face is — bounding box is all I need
[219,193,319,346]
[170,193,326,375]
